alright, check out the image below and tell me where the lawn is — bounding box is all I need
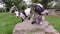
[0,13,21,34]
[45,16,60,34]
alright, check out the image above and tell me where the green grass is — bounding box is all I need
[45,16,60,33]
[0,13,21,34]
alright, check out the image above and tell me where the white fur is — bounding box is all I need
[37,3,43,8]
[19,8,31,20]
[24,8,31,16]
[20,13,25,19]
[42,10,48,22]
[40,10,48,24]
[14,11,19,17]
[41,10,48,14]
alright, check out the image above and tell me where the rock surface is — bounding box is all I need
[13,18,59,34]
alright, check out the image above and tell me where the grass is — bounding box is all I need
[0,13,21,34]
[45,16,60,33]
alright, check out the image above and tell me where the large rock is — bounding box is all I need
[13,18,59,34]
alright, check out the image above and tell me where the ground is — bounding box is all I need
[0,13,60,34]
[13,16,59,34]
